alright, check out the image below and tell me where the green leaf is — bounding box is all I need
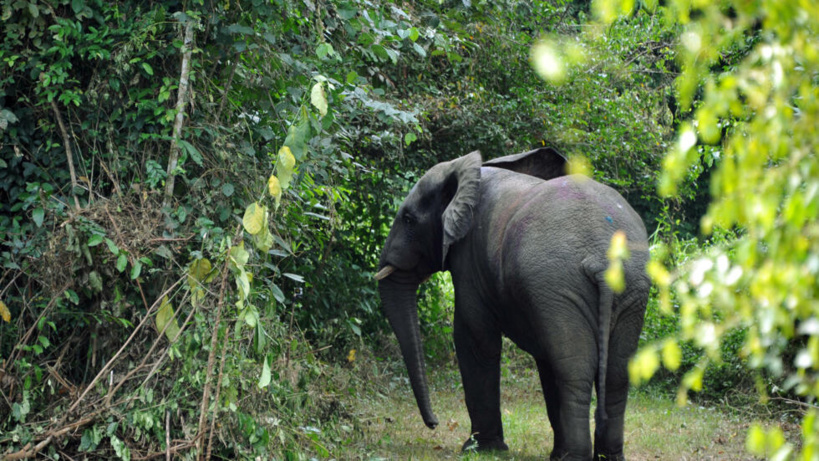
[258,358,271,389]
[156,296,181,342]
[276,146,297,190]
[65,289,79,305]
[141,62,153,76]
[105,238,119,255]
[32,208,44,227]
[229,244,249,269]
[178,140,203,166]
[88,271,103,292]
[116,254,127,272]
[110,434,131,461]
[271,284,285,304]
[87,234,104,247]
[404,132,417,146]
[409,27,420,42]
[242,202,267,235]
[310,81,328,117]
[283,273,305,283]
[316,42,335,59]
[222,183,234,197]
[130,260,142,280]
[252,227,274,253]
[71,0,85,14]
[283,106,311,160]
[346,71,358,84]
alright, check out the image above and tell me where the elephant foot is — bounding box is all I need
[461,435,509,453]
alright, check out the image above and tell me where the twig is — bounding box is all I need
[205,314,231,461]
[105,290,193,405]
[197,224,242,459]
[132,440,198,461]
[50,100,81,209]
[166,410,171,461]
[61,279,183,422]
[216,57,239,121]
[163,17,196,209]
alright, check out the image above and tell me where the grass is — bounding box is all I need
[333,343,798,460]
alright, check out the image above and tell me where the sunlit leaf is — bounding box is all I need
[229,244,249,270]
[156,296,181,342]
[628,347,659,386]
[277,146,297,190]
[310,81,328,117]
[0,299,10,323]
[529,38,566,84]
[258,358,271,389]
[282,106,311,160]
[661,339,681,371]
[242,202,267,235]
[268,174,282,202]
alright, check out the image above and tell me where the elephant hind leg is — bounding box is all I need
[536,360,565,456]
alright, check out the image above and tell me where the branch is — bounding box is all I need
[50,100,81,209]
[197,224,242,459]
[163,18,196,210]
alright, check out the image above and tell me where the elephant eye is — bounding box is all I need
[402,212,416,225]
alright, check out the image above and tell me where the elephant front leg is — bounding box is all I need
[453,311,507,452]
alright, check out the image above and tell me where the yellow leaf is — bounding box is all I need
[189,258,212,282]
[310,81,328,117]
[347,349,356,363]
[242,202,267,235]
[268,174,282,201]
[629,347,659,386]
[156,296,181,342]
[277,146,297,189]
[661,339,682,371]
[604,260,625,294]
[0,299,10,323]
[529,38,566,84]
[607,230,630,261]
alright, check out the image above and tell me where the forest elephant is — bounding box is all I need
[374,148,650,460]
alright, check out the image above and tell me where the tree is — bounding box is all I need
[591,0,819,457]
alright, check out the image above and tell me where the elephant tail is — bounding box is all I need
[595,277,614,431]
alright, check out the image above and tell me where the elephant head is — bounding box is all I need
[374,151,482,429]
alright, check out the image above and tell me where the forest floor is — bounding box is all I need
[333,345,802,460]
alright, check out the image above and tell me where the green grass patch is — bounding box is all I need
[335,344,796,460]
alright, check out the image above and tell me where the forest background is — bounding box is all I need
[1,0,817,459]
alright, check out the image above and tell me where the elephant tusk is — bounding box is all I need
[374,265,396,280]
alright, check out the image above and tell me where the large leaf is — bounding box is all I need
[188,258,213,306]
[258,358,271,389]
[242,202,267,235]
[252,226,274,253]
[282,106,311,160]
[276,146,297,190]
[0,299,10,323]
[268,174,282,202]
[229,244,249,270]
[310,81,328,117]
[156,296,181,342]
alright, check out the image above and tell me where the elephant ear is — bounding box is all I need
[483,146,567,181]
[441,151,482,266]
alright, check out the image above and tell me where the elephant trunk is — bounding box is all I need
[378,276,438,429]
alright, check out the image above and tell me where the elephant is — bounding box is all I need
[374,147,650,460]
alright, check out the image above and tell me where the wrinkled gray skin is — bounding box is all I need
[376,148,650,461]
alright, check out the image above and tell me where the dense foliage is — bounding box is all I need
[590,0,819,457]
[1,0,812,458]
